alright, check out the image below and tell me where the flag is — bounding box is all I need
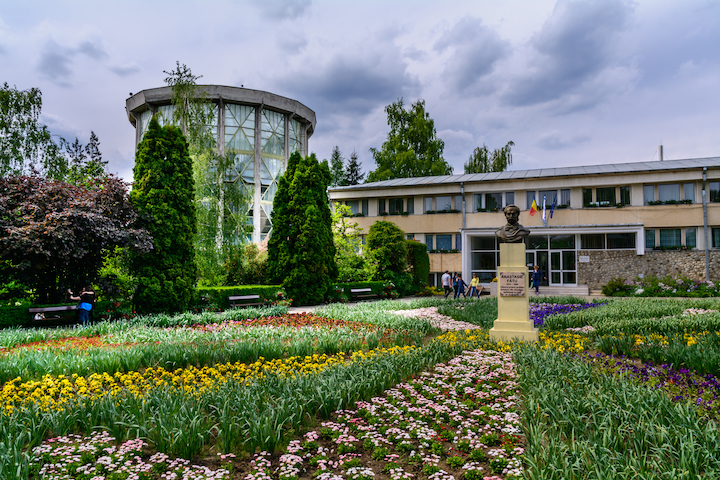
[550,195,557,219]
[542,195,547,225]
[529,198,538,216]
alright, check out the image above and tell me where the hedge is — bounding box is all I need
[0,300,116,329]
[196,285,285,309]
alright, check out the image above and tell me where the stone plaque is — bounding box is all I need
[579,255,590,263]
[499,272,526,297]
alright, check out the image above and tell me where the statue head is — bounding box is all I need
[503,205,520,225]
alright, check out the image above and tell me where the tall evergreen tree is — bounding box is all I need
[129,117,197,314]
[84,131,107,177]
[267,151,337,305]
[346,150,365,185]
[329,146,347,187]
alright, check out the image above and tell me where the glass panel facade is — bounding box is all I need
[471,236,496,250]
[560,189,571,207]
[139,109,153,137]
[550,234,575,249]
[225,104,256,185]
[485,193,502,210]
[527,235,548,250]
[157,105,175,126]
[436,234,452,251]
[436,196,452,211]
[596,187,615,205]
[645,229,656,249]
[289,118,302,153]
[620,186,630,205]
[472,252,496,270]
[581,234,604,249]
[684,183,694,202]
[659,229,681,247]
[658,184,681,202]
[686,228,696,248]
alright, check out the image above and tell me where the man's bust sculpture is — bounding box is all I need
[495,205,530,243]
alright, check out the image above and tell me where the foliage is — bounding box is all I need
[463,141,514,174]
[223,242,268,286]
[0,175,151,303]
[267,152,337,305]
[366,221,412,294]
[405,239,429,291]
[346,150,365,185]
[367,99,452,182]
[96,246,135,301]
[61,132,108,185]
[328,145,347,187]
[602,274,720,297]
[0,83,66,179]
[332,204,371,283]
[129,117,197,314]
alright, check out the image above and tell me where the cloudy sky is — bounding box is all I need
[2,0,719,182]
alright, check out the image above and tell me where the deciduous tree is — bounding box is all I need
[464,141,514,174]
[367,99,451,182]
[0,175,150,303]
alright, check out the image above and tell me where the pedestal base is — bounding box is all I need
[489,321,539,342]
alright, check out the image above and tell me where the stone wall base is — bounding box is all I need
[577,250,720,290]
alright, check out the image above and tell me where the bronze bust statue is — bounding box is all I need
[495,205,530,243]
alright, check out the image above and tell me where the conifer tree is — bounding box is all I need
[129,117,197,314]
[267,152,337,305]
[329,145,347,187]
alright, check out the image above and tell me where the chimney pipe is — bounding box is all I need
[658,145,664,161]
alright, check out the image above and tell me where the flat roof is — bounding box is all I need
[329,157,720,191]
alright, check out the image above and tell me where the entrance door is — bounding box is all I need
[526,251,549,287]
[549,250,577,285]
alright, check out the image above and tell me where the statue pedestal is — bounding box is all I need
[489,243,539,342]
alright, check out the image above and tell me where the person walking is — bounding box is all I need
[441,270,452,298]
[531,265,546,295]
[469,273,480,298]
[69,285,95,327]
[454,274,468,299]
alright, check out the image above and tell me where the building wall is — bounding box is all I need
[577,250,720,289]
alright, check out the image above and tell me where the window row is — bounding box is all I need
[425,234,462,252]
[643,183,694,205]
[526,189,571,210]
[645,228,696,250]
[582,186,630,207]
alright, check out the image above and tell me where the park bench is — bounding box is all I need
[28,305,78,326]
[349,287,378,302]
[227,294,265,309]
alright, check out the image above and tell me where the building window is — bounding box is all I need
[388,198,403,214]
[686,228,696,248]
[607,233,636,249]
[454,195,463,211]
[550,234,575,249]
[470,236,499,282]
[645,229,656,249]
[425,235,433,251]
[506,191,515,206]
[436,196,452,211]
[713,228,720,248]
[424,197,433,212]
[362,199,368,216]
[560,189,571,207]
[474,194,482,211]
[596,187,616,205]
[644,185,655,205]
[346,200,359,215]
[684,183,694,202]
[620,186,630,205]
[378,199,386,214]
[659,228,682,248]
[710,182,720,202]
[538,190,556,208]
[583,188,593,206]
[406,234,415,240]
[406,197,414,214]
[485,193,502,211]
[455,233,462,252]
[526,191,536,210]
[436,234,452,251]
[658,184,681,202]
[581,234,604,249]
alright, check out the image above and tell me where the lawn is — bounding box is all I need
[3,296,720,479]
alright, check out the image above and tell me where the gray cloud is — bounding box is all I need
[434,16,511,93]
[77,39,107,59]
[252,0,311,20]
[536,132,591,150]
[109,62,141,77]
[277,35,308,54]
[503,0,634,108]
[275,54,419,116]
[37,40,74,86]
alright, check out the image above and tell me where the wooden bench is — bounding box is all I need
[349,288,378,302]
[28,305,78,326]
[228,294,265,309]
